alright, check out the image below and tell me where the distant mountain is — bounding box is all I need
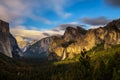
[15,36,29,49]
[15,36,36,52]
[24,36,61,59]
[0,20,23,58]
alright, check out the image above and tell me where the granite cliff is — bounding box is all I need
[0,20,22,58]
[0,20,12,57]
[9,33,23,57]
[49,19,120,60]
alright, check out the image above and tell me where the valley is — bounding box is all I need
[0,44,120,80]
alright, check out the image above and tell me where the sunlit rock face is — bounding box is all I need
[49,19,120,61]
[14,36,34,52]
[15,36,29,50]
[82,27,106,50]
[104,19,120,48]
[48,37,65,60]
[49,26,87,60]
[0,20,12,57]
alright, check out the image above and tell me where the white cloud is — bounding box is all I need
[0,0,52,25]
[0,0,85,28]
[90,25,104,29]
[50,0,72,18]
[69,22,79,25]
[0,0,75,25]
[64,13,72,18]
[10,25,64,40]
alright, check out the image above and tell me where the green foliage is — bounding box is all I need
[0,45,120,80]
[78,49,92,80]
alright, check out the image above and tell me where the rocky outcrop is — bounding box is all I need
[0,20,12,57]
[104,19,120,48]
[49,26,87,60]
[63,26,87,42]
[0,20,23,58]
[49,19,120,60]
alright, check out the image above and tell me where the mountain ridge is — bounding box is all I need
[0,19,120,61]
[24,19,120,60]
[48,19,120,60]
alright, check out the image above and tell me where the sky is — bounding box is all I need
[0,0,120,40]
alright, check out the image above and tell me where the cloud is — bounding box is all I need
[53,23,85,31]
[59,24,77,30]
[49,0,72,18]
[51,29,60,32]
[90,26,104,29]
[0,0,52,25]
[105,0,120,7]
[0,0,77,26]
[10,26,44,40]
[42,33,51,37]
[48,0,87,18]
[42,29,64,36]
[10,25,64,40]
[80,17,111,25]
[69,22,79,25]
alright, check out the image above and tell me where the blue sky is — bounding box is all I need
[22,0,120,30]
[0,0,120,39]
[23,0,120,29]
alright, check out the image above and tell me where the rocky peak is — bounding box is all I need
[76,26,87,35]
[0,20,9,41]
[105,19,120,31]
[63,26,87,41]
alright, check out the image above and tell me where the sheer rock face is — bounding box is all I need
[104,20,120,48]
[0,20,22,58]
[49,26,87,60]
[9,33,23,58]
[82,27,107,50]
[49,19,120,60]
[48,37,65,60]
[0,20,12,57]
